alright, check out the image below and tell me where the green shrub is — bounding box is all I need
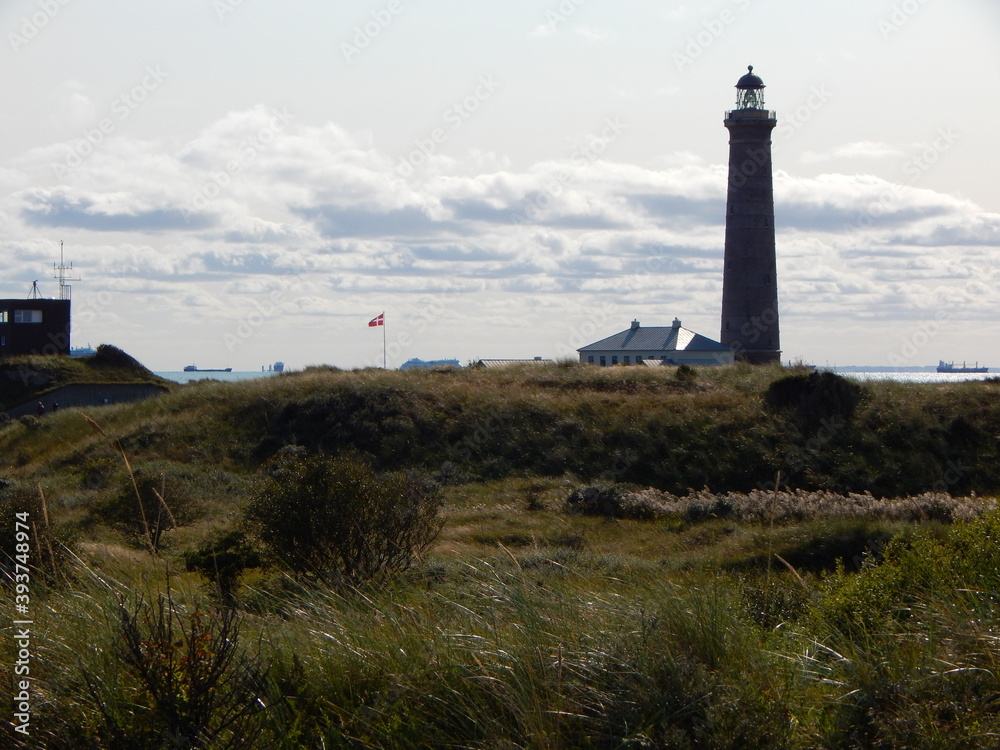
[92,462,198,552]
[85,591,267,750]
[564,483,665,520]
[88,343,151,372]
[675,363,697,383]
[765,370,862,427]
[185,530,262,603]
[244,453,442,585]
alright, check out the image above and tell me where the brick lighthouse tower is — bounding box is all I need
[720,66,780,364]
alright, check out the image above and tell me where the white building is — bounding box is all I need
[577,319,734,367]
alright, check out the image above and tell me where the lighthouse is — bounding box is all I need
[720,66,780,364]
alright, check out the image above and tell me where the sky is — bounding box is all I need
[1,0,998,371]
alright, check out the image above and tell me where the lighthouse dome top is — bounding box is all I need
[731,65,769,111]
[736,65,765,90]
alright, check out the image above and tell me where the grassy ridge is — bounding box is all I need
[0,345,170,412]
[2,362,1000,748]
[3,361,998,496]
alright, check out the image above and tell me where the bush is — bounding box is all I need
[93,463,198,552]
[89,344,150,372]
[185,531,262,603]
[89,591,267,750]
[244,454,442,585]
[565,484,667,520]
[765,370,862,427]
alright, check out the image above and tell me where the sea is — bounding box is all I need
[155,367,995,385]
[829,367,994,384]
[155,371,284,384]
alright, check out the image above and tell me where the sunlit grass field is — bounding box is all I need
[2,362,1000,748]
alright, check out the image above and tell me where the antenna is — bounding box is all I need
[28,280,41,299]
[53,240,80,301]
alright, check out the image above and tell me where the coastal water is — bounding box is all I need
[155,371,284,384]
[830,368,994,384]
[156,367,995,385]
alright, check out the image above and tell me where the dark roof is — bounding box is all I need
[736,65,765,90]
[472,358,552,368]
[578,325,729,353]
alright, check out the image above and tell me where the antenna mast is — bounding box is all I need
[53,240,80,300]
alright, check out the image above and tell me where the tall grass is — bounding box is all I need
[3,363,1000,747]
[9,514,1000,749]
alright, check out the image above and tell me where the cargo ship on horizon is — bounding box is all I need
[183,364,233,372]
[937,360,989,374]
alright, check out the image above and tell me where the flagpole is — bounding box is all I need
[382,311,387,370]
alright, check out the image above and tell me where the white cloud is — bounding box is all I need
[800,141,905,163]
[3,106,998,369]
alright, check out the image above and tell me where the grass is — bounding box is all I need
[2,359,1000,747]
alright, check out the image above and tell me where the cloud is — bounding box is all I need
[801,141,905,163]
[50,81,97,130]
[19,188,214,231]
[2,106,997,369]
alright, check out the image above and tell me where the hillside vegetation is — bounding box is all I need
[0,345,169,412]
[2,360,1000,748]
[3,360,997,497]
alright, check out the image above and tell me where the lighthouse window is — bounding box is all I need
[14,310,43,323]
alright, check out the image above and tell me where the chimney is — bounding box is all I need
[630,319,640,330]
[672,318,682,328]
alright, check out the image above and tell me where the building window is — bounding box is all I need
[14,310,43,323]
[623,356,631,365]
[587,356,594,364]
[0,311,6,323]
[599,356,606,366]
[636,356,643,364]
[611,356,618,365]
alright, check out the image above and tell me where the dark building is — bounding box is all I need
[0,298,72,357]
[720,66,780,364]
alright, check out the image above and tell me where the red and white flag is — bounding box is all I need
[368,313,384,327]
